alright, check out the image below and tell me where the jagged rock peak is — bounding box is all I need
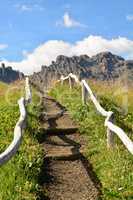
[0,63,24,83]
[30,51,133,92]
[92,51,124,62]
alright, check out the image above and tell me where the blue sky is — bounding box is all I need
[0,0,133,74]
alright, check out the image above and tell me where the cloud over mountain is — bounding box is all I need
[1,35,133,74]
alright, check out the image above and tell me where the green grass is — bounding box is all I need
[0,81,44,200]
[49,82,133,200]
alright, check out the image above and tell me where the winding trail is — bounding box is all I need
[38,96,101,200]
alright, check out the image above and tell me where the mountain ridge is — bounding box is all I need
[0,63,24,83]
[30,51,133,91]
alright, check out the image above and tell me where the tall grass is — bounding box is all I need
[49,81,133,200]
[0,81,44,200]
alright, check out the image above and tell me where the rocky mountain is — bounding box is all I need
[0,63,24,83]
[30,51,133,92]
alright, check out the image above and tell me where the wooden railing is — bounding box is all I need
[0,77,32,165]
[60,73,133,155]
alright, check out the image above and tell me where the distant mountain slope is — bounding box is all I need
[0,63,24,83]
[30,51,133,91]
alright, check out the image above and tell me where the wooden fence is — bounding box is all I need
[0,77,32,165]
[60,73,133,155]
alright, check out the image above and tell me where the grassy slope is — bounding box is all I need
[49,81,133,200]
[0,81,43,200]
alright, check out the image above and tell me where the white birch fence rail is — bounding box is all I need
[60,73,133,155]
[0,77,32,166]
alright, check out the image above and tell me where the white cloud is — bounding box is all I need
[0,44,8,50]
[21,5,32,11]
[71,36,133,58]
[1,36,133,75]
[15,4,31,11]
[126,14,133,21]
[56,12,87,28]
[15,4,44,12]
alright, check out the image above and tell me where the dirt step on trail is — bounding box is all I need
[40,96,79,134]
[39,96,101,200]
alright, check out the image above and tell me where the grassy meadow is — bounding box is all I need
[0,81,44,200]
[49,79,133,200]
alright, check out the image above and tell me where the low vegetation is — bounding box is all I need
[49,80,133,200]
[0,81,44,200]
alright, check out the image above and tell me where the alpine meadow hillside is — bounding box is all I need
[0,80,45,199]
[49,79,133,200]
[0,1,133,199]
[29,51,133,199]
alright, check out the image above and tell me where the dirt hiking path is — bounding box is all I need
[38,96,101,200]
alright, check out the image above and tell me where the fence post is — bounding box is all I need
[25,77,32,103]
[69,76,72,89]
[61,75,64,86]
[106,113,115,148]
[82,82,87,104]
